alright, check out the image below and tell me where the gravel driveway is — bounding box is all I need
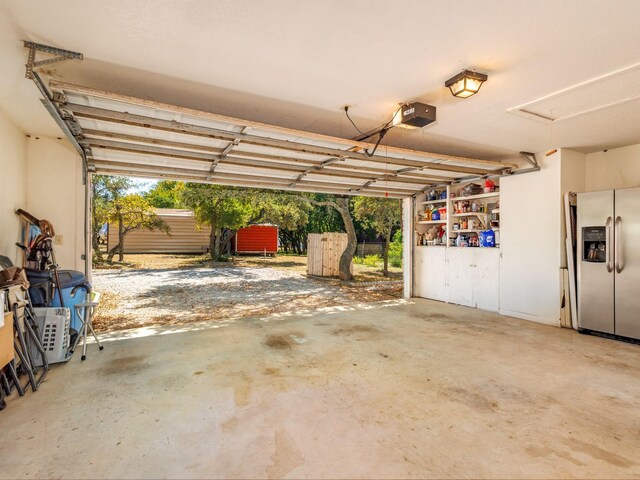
[92,263,402,332]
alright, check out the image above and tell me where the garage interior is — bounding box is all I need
[1,1,640,478]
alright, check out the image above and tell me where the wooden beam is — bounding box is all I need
[51,79,516,169]
[63,103,496,175]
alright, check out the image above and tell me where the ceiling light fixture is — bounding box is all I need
[445,69,488,99]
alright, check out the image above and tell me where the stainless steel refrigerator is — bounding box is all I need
[577,187,640,340]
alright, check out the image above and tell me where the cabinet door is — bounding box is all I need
[445,249,474,307]
[423,248,448,301]
[472,249,500,311]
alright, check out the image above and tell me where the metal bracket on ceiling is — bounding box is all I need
[519,151,539,168]
[288,156,343,188]
[24,41,83,79]
[24,41,88,183]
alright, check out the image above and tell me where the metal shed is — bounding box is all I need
[233,225,278,255]
[107,209,210,254]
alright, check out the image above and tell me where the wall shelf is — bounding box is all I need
[450,191,499,201]
[414,182,500,250]
[417,220,447,225]
[451,212,488,218]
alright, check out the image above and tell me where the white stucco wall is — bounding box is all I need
[26,136,85,271]
[500,151,563,326]
[585,144,640,191]
[0,110,27,266]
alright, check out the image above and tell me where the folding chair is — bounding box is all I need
[70,291,103,361]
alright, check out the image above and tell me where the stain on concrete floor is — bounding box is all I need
[99,355,149,375]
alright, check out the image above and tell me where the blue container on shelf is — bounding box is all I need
[479,230,496,247]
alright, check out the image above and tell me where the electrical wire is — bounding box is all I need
[344,106,366,136]
[343,105,404,157]
[365,127,389,157]
[344,105,402,141]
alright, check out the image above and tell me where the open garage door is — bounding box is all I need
[46,80,513,198]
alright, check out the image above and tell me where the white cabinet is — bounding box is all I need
[411,184,501,313]
[413,247,500,312]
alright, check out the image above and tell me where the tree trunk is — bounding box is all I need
[214,228,222,260]
[221,229,234,255]
[117,209,124,262]
[107,229,130,263]
[91,183,103,263]
[335,197,356,281]
[383,226,391,277]
[106,245,116,263]
[208,212,218,261]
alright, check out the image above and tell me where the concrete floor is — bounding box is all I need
[1,298,639,479]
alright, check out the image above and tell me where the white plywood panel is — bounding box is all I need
[421,247,448,302]
[445,248,474,307]
[472,248,500,311]
[500,152,562,326]
[412,246,424,298]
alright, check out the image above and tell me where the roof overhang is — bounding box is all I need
[47,79,515,198]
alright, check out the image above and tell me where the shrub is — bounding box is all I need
[389,256,402,268]
[363,254,382,267]
[388,230,403,259]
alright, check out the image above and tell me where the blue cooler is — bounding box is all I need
[50,270,91,333]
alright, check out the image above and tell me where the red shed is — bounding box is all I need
[234,224,278,255]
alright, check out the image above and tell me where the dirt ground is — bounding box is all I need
[92,254,403,332]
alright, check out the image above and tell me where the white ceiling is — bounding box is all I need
[1,0,640,161]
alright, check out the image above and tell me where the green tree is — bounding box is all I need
[144,181,184,208]
[297,194,357,281]
[353,197,402,277]
[180,184,254,261]
[251,191,313,254]
[388,230,403,268]
[91,175,132,262]
[106,194,170,262]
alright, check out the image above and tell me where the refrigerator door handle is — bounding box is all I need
[615,216,623,273]
[606,216,613,273]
